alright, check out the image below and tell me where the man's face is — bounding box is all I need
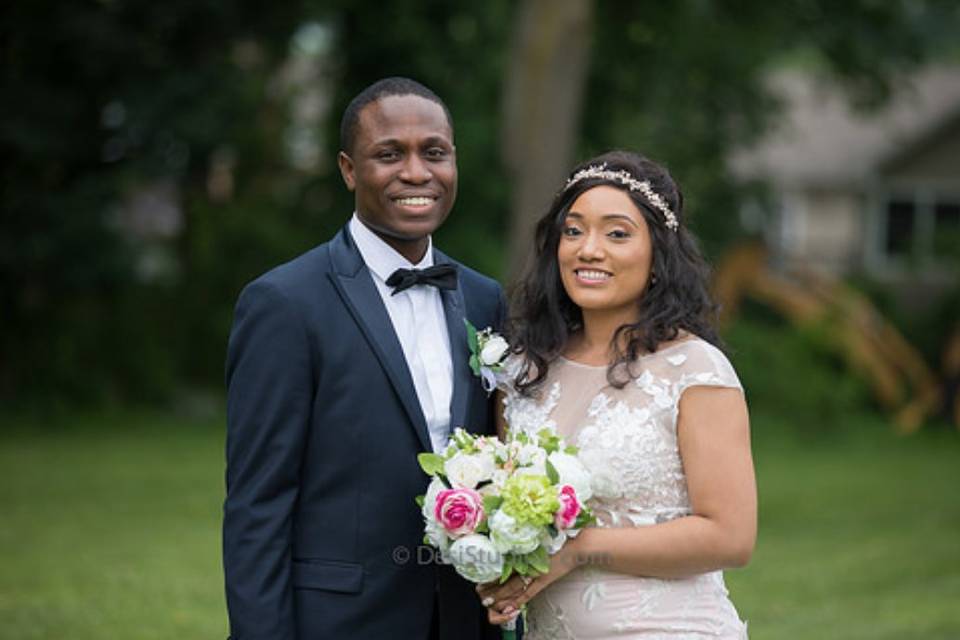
[338,94,457,260]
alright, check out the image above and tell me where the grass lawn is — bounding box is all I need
[1,410,958,639]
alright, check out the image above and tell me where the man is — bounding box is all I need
[223,77,504,640]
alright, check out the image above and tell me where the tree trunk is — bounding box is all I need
[501,0,594,278]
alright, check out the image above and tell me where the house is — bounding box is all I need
[729,65,960,294]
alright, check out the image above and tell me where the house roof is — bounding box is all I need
[728,65,960,190]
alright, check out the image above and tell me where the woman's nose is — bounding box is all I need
[578,232,604,260]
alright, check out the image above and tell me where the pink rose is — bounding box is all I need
[434,488,484,538]
[554,485,582,530]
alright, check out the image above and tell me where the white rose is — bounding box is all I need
[488,510,541,555]
[580,449,621,499]
[516,443,546,467]
[487,469,510,491]
[515,459,547,479]
[448,534,504,584]
[425,517,451,554]
[444,451,495,490]
[479,335,509,366]
[422,477,451,553]
[540,528,568,555]
[422,477,447,520]
[547,451,594,502]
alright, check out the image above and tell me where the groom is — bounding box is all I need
[223,77,504,640]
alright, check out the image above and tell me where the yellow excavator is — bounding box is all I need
[713,244,959,433]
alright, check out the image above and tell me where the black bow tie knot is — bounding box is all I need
[386,264,458,295]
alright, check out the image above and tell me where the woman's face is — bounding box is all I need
[557,185,653,319]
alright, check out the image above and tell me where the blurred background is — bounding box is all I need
[2,1,959,638]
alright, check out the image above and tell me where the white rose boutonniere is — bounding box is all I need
[465,319,510,393]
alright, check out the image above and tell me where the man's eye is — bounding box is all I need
[378,151,400,161]
[425,147,448,159]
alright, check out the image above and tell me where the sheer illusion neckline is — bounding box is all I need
[557,337,698,370]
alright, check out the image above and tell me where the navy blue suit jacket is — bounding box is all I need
[224,226,504,640]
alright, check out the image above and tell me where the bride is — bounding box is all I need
[479,151,756,639]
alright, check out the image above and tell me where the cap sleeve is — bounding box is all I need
[664,339,743,397]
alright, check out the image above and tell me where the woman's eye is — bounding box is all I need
[608,229,630,239]
[562,226,582,236]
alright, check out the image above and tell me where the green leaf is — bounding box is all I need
[575,510,596,528]
[415,495,425,508]
[527,546,550,574]
[483,494,503,514]
[545,459,560,484]
[514,556,530,575]
[536,428,562,453]
[464,318,479,353]
[500,557,514,583]
[418,452,445,476]
[469,354,481,376]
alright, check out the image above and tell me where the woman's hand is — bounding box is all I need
[476,541,581,623]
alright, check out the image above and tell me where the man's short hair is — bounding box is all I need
[339,77,454,154]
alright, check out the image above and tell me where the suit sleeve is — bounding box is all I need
[223,280,313,640]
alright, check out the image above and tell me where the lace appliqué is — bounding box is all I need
[576,378,691,526]
[525,594,576,640]
[502,380,560,437]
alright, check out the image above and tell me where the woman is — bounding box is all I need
[479,151,756,638]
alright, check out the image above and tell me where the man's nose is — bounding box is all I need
[398,154,431,183]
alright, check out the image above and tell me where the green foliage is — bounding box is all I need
[724,302,876,431]
[3,1,958,408]
[1,1,310,405]
[417,452,445,477]
[583,0,960,258]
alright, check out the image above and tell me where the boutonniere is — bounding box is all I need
[465,319,510,394]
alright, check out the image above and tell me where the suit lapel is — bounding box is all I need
[328,227,432,452]
[435,250,472,435]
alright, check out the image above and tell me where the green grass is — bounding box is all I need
[1,410,959,639]
[727,413,960,639]
[0,412,228,639]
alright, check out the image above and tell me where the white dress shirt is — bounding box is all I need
[349,214,454,453]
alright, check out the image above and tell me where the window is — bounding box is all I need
[933,202,960,259]
[885,200,916,257]
[882,192,960,264]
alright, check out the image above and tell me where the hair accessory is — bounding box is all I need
[564,163,679,231]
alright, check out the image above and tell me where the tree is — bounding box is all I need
[502,0,960,269]
[501,0,594,276]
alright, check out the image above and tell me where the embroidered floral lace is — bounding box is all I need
[501,338,748,639]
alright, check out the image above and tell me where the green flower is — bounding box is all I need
[500,474,560,527]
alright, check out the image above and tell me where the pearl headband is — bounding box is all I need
[564,163,679,231]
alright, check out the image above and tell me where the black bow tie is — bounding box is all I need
[386,264,459,295]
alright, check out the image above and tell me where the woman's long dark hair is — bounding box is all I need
[509,150,722,395]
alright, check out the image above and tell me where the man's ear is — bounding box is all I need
[337,151,356,191]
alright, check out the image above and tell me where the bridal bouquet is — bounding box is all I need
[416,427,594,587]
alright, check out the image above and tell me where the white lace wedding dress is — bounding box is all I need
[501,337,748,639]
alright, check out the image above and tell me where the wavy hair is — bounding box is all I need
[509,150,722,395]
